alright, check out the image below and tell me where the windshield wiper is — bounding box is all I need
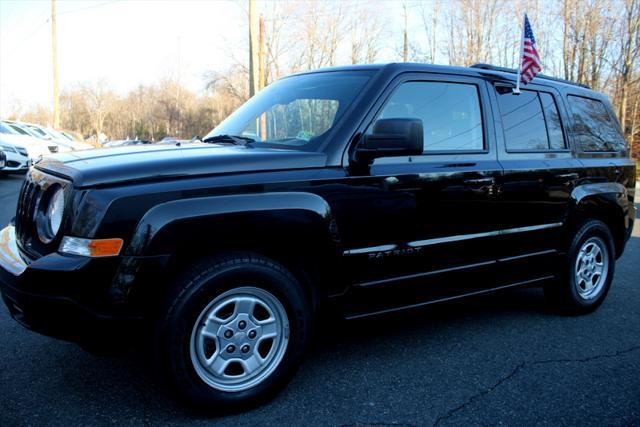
[201,134,256,146]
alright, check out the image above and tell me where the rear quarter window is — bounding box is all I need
[567,95,626,152]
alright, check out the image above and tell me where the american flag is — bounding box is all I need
[520,14,541,84]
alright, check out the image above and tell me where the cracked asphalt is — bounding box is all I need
[1,174,639,426]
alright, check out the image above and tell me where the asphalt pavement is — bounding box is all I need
[0,174,639,426]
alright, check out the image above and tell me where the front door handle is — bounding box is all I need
[555,173,579,180]
[464,177,495,186]
[608,163,622,177]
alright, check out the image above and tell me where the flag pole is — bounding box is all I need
[513,12,525,95]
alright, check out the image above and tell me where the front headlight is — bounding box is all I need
[37,185,65,243]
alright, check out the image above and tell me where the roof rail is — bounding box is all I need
[470,63,591,89]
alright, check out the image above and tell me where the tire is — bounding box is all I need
[157,253,311,412]
[544,220,615,315]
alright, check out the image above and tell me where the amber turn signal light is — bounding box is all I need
[59,237,123,257]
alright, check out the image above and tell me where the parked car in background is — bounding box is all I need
[60,130,83,142]
[157,137,192,145]
[0,141,29,174]
[0,122,52,162]
[1,121,62,154]
[102,139,153,147]
[44,128,94,151]
[18,123,73,153]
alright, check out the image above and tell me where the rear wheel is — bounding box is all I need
[157,253,311,412]
[545,220,615,314]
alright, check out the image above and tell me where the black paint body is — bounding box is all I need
[0,63,636,342]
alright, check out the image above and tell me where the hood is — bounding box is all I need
[35,142,327,187]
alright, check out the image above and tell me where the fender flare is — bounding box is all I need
[569,182,632,256]
[125,191,338,256]
[571,182,627,206]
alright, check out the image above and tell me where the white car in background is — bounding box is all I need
[45,127,94,151]
[0,142,30,174]
[2,121,70,153]
[2,121,61,153]
[0,122,52,162]
[10,121,93,151]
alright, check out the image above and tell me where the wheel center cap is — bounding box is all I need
[218,314,260,360]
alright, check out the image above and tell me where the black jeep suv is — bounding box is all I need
[0,63,635,410]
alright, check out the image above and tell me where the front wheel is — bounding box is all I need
[545,220,615,314]
[157,254,311,412]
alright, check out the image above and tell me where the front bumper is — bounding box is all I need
[0,225,144,343]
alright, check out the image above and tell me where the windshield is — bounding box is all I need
[26,126,48,138]
[46,128,69,141]
[0,123,14,134]
[204,71,372,151]
[7,123,32,136]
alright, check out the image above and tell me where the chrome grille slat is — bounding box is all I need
[15,178,38,244]
[14,169,71,260]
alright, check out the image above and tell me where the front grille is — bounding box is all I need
[15,169,70,259]
[6,160,22,168]
[48,146,58,153]
[15,174,41,250]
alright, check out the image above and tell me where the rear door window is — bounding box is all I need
[495,87,566,151]
[567,95,626,152]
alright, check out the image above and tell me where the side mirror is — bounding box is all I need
[355,118,423,162]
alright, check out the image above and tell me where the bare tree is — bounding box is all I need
[613,0,640,140]
[445,0,503,66]
[79,80,116,143]
[349,2,387,64]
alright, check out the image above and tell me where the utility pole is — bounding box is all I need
[402,2,408,62]
[258,13,266,140]
[258,14,265,91]
[51,0,60,128]
[248,0,258,97]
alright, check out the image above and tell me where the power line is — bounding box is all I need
[58,0,120,15]
[3,0,119,56]
[4,16,49,57]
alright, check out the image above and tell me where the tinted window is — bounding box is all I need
[568,95,626,152]
[496,88,547,150]
[373,82,484,152]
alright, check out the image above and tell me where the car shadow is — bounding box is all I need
[27,285,550,422]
